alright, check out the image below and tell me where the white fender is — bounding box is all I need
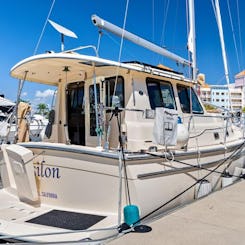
[176,123,189,148]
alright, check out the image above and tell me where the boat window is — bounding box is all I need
[105,76,124,109]
[69,87,84,111]
[146,78,176,110]
[177,85,204,114]
[89,84,100,136]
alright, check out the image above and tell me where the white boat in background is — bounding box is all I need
[0,95,15,113]
[0,114,48,144]
[0,102,48,144]
[0,0,244,243]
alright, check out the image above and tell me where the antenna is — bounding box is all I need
[48,19,78,51]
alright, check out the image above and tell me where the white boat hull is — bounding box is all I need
[0,140,244,242]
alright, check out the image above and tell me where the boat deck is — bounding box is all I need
[110,180,245,245]
[0,189,117,243]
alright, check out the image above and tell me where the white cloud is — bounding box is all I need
[35,89,55,98]
[21,91,28,97]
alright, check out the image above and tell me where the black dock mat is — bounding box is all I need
[26,210,106,230]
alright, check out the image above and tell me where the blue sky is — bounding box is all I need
[0,0,245,110]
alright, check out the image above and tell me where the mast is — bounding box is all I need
[188,0,197,81]
[213,0,233,111]
[92,15,191,67]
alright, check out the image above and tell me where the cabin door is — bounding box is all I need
[66,82,85,145]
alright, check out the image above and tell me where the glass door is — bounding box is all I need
[66,82,85,145]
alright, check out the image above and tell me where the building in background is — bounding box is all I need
[235,70,245,87]
[199,71,245,112]
[235,70,245,110]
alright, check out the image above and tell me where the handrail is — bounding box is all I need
[64,45,99,57]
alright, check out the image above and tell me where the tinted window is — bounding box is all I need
[177,85,203,114]
[146,78,176,110]
[105,76,124,108]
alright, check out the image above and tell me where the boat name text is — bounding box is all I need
[34,161,61,179]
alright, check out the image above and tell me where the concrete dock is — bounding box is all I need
[109,180,245,245]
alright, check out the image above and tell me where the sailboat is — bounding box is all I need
[0,0,244,243]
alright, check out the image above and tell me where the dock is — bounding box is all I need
[109,180,245,245]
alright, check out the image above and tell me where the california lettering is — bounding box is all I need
[34,161,61,179]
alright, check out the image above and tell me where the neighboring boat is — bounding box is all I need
[0,102,48,144]
[0,1,244,243]
[0,95,15,114]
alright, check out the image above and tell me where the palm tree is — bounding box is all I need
[36,103,49,116]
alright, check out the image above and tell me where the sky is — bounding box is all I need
[0,0,245,111]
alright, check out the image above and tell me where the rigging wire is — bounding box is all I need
[172,0,180,59]
[210,0,217,22]
[186,0,189,48]
[147,151,245,179]
[152,0,156,63]
[157,0,170,65]
[211,0,233,111]
[152,0,155,44]
[116,0,130,65]
[132,141,245,226]
[105,0,130,148]
[103,0,130,151]
[96,29,103,56]
[236,0,244,69]
[159,0,170,49]
[33,0,56,55]
[112,0,130,105]
[226,0,241,71]
[103,32,138,61]
[116,110,131,205]
[186,0,193,79]
[0,226,119,242]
